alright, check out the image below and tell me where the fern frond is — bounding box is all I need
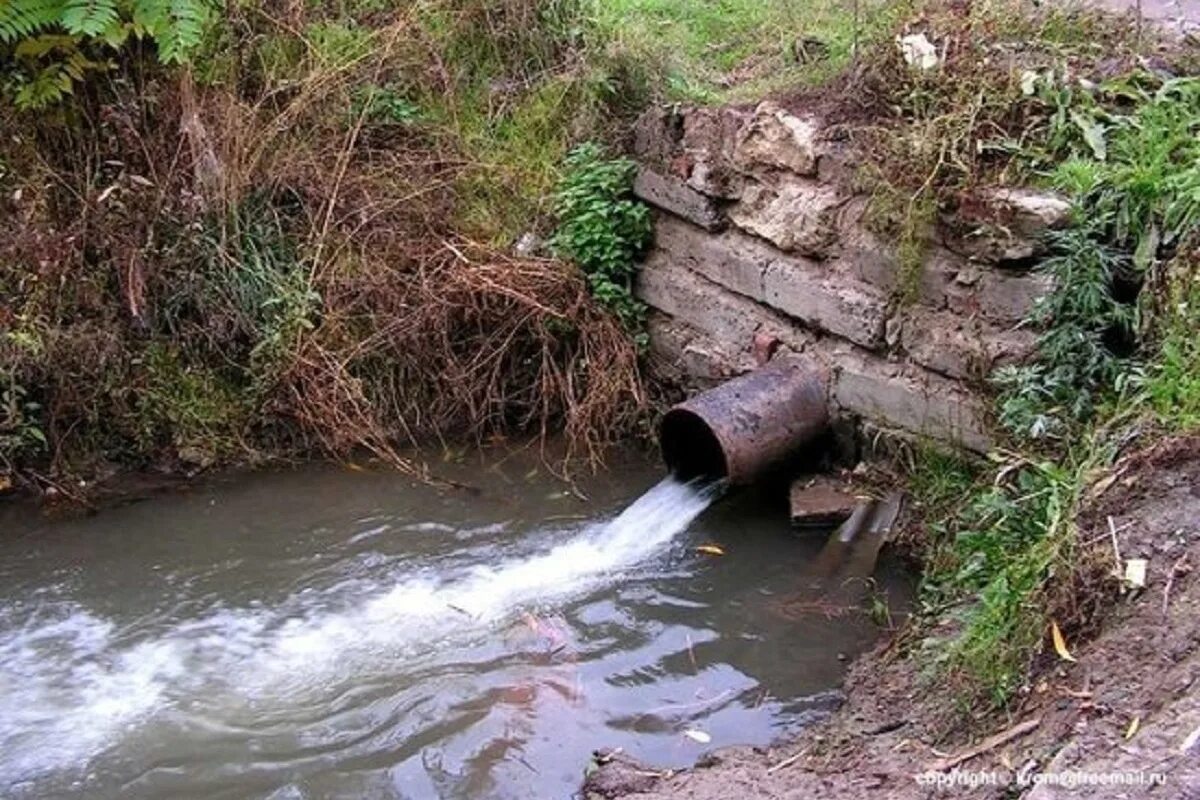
[0,0,67,43]
[61,0,118,36]
[133,0,211,63]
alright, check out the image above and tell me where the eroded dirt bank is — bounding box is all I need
[585,435,1200,799]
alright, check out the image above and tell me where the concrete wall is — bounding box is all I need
[632,102,1071,453]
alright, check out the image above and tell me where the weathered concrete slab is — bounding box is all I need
[820,341,993,452]
[638,252,817,357]
[762,260,888,349]
[634,169,725,231]
[652,215,770,299]
[897,307,1037,380]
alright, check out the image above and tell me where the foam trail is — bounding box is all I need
[0,475,718,786]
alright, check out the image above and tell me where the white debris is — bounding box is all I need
[1124,558,1148,590]
[898,33,940,70]
[682,729,712,744]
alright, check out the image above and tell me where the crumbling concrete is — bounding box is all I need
[632,103,1065,454]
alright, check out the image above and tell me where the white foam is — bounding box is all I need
[0,476,717,786]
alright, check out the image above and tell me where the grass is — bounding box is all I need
[591,0,884,103]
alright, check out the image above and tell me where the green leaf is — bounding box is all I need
[1070,109,1107,161]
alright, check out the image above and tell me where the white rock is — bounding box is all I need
[898,33,940,70]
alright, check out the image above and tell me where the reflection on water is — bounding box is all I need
[0,447,912,799]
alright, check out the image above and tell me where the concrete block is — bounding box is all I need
[638,251,817,359]
[820,342,993,452]
[634,169,725,231]
[653,215,770,300]
[898,307,1037,380]
[762,260,888,349]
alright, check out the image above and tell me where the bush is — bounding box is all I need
[550,142,652,335]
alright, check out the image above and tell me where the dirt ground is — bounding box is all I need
[583,434,1200,799]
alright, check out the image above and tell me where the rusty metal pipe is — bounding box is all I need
[659,355,829,484]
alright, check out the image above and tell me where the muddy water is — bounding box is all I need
[0,448,912,799]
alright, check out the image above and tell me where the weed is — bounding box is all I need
[994,227,1135,441]
[550,142,652,335]
[1144,251,1200,430]
[0,374,46,468]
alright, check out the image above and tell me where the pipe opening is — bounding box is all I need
[660,409,728,480]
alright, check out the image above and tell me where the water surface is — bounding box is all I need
[0,448,911,799]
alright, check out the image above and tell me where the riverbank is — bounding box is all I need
[585,433,1200,799]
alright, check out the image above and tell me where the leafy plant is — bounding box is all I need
[994,227,1135,441]
[550,142,652,334]
[0,375,47,466]
[0,0,216,108]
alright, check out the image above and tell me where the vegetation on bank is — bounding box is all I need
[0,0,871,492]
[853,8,1200,711]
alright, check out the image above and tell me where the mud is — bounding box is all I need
[584,434,1200,799]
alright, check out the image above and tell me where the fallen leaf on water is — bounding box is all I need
[682,729,711,744]
[1125,717,1140,740]
[1051,621,1076,663]
[695,544,725,556]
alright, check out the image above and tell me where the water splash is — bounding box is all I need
[0,476,719,786]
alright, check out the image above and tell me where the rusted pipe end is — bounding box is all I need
[659,355,829,484]
[660,408,728,480]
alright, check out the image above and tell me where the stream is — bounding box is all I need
[0,447,912,799]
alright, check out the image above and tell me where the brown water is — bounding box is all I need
[0,447,912,799]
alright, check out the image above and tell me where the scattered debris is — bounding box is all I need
[928,717,1042,772]
[1125,716,1141,740]
[789,476,860,529]
[1123,558,1148,590]
[897,33,940,70]
[1163,554,1190,619]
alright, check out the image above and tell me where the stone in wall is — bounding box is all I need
[895,307,1037,381]
[728,180,844,258]
[733,101,821,176]
[943,263,1054,325]
[680,107,748,198]
[947,186,1073,264]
